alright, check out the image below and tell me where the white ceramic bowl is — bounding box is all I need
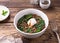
[0,5,10,21]
[40,0,51,9]
[14,8,49,38]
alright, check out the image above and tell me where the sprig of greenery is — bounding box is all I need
[2,10,8,16]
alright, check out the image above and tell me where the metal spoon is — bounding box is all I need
[50,21,60,43]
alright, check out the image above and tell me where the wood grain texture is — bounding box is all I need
[0,7,59,23]
[0,0,60,8]
[0,0,60,43]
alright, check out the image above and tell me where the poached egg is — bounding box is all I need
[27,18,37,27]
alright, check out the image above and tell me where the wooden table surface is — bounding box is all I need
[0,0,60,43]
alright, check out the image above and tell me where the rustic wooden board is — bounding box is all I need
[0,0,60,43]
[0,7,59,23]
[0,0,60,8]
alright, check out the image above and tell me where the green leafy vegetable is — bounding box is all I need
[18,17,24,24]
[35,18,45,32]
[24,14,32,22]
[18,26,24,31]
[35,24,42,32]
[26,28,32,33]
[35,27,42,32]
[18,14,33,23]
[40,19,45,25]
[2,10,8,16]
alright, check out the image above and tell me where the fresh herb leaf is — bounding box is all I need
[2,10,8,16]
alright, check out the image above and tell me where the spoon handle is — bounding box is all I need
[55,32,60,43]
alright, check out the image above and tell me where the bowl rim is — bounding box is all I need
[14,8,49,35]
[0,5,10,21]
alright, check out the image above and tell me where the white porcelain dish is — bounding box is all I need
[40,0,51,9]
[0,5,10,21]
[14,8,49,38]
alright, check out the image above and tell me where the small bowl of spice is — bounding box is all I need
[40,0,51,9]
[0,5,10,21]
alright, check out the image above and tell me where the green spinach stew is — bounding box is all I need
[17,14,45,33]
